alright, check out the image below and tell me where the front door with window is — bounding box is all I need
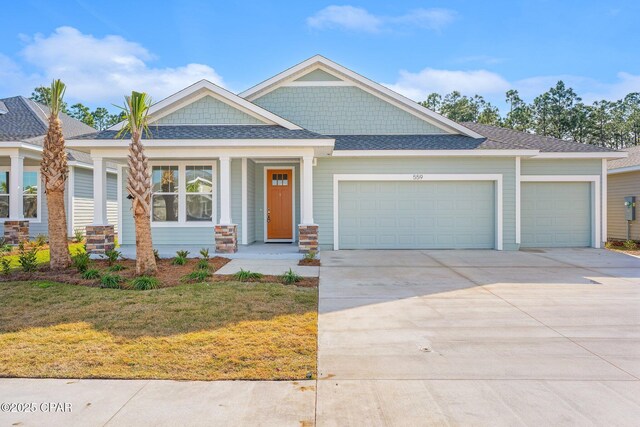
[266,169,293,240]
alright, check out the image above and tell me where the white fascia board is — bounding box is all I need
[67,138,334,148]
[607,165,640,175]
[532,152,628,159]
[108,80,302,131]
[239,55,484,139]
[520,175,600,182]
[331,149,539,157]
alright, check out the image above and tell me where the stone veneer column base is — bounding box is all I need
[85,225,115,255]
[298,224,319,253]
[215,224,238,253]
[4,220,30,244]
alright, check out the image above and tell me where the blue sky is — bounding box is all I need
[1,0,638,111]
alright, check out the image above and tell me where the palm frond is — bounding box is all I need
[47,79,66,117]
[115,91,152,139]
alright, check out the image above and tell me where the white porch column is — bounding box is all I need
[9,154,24,220]
[92,156,108,225]
[301,156,314,225]
[241,158,248,244]
[219,156,232,225]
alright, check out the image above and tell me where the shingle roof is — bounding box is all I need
[74,125,327,140]
[461,122,614,153]
[332,134,499,150]
[608,145,640,170]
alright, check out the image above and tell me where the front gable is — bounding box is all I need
[154,95,265,125]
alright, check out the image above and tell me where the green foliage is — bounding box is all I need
[30,86,69,114]
[108,264,126,272]
[34,234,47,247]
[183,269,211,283]
[280,268,302,285]
[153,249,160,261]
[196,259,210,270]
[74,228,85,243]
[604,241,615,249]
[17,243,39,272]
[199,248,210,259]
[103,249,122,266]
[100,273,123,289]
[81,269,101,280]
[115,91,152,139]
[47,79,67,117]
[72,252,91,273]
[422,91,500,125]
[0,257,11,275]
[303,251,317,261]
[233,269,263,282]
[623,240,638,250]
[172,250,189,265]
[176,250,190,258]
[128,276,159,290]
[69,103,95,128]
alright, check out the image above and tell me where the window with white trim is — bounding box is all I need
[0,171,8,218]
[150,163,216,225]
[0,169,40,220]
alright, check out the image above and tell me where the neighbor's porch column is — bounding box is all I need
[215,156,237,253]
[86,155,114,256]
[298,156,318,252]
[4,153,28,244]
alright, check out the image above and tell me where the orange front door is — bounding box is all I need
[267,169,293,240]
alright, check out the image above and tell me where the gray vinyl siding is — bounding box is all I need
[72,167,118,234]
[254,163,300,242]
[521,159,602,175]
[28,174,49,237]
[607,170,640,241]
[154,95,264,125]
[247,159,256,243]
[314,157,517,250]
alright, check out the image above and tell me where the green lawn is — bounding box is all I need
[2,242,85,268]
[0,280,317,380]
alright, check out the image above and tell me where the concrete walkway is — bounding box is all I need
[1,248,639,426]
[215,259,319,277]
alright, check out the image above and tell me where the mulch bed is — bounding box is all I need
[213,274,318,288]
[298,258,321,267]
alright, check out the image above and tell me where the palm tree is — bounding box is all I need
[41,79,71,269]
[116,91,157,275]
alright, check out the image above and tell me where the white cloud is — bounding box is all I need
[4,26,224,105]
[307,5,456,33]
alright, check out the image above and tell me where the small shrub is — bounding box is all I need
[199,248,210,260]
[100,273,123,289]
[108,263,126,272]
[183,269,211,283]
[17,242,38,272]
[233,269,263,282]
[196,259,210,270]
[0,238,11,253]
[176,250,190,258]
[172,255,187,266]
[623,240,638,250]
[72,252,91,273]
[303,251,317,261]
[34,234,47,247]
[605,241,615,249]
[0,257,11,275]
[74,228,85,243]
[129,276,159,290]
[153,249,160,261]
[103,249,122,266]
[81,269,101,280]
[280,268,302,285]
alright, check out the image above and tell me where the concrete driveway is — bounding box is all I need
[317,249,640,426]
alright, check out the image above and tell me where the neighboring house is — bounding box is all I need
[607,145,640,241]
[0,96,118,243]
[67,56,624,255]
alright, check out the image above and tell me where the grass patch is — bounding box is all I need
[0,280,317,380]
[2,243,85,269]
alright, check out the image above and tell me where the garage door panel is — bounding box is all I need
[338,180,495,249]
[521,182,591,248]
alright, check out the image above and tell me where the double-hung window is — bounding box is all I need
[0,169,40,220]
[0,171,8,218]
[151,163,215,225]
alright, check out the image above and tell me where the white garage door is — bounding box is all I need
[521,182,592,247]
[338,180,496,249]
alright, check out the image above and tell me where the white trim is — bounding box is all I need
[108,80,302,131]
[0,163,42,224]
[601,159,607,242]
[253,159,301,164]
[520,174,601,248]
[117,164,124,243]
[332,149,539,157]
[149,160,217,227]
[241,158,248,245]
[67,166,75,236]
[263,166,296,242]
[608,165,640,174]
[282,81,354,87]
[67,138,334,148]
[532,152,627,159]
[301,156,314,225]
[515,157,521,245]
[219,156,232,225]
[91,156,108,225]
[240,55,484,138]
[332,173,503,251]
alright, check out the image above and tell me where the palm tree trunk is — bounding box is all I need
[133,205,156,275]
[47,189,70,268]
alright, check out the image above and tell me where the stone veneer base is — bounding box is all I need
[86,225,115,255]
[3,220,30,244]
[298,224,318,253]
[215,224,238,253]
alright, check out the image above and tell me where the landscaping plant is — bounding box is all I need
[183,269,211,283]
[280,268,302,285]
[72,252,91,273]
[100,273,123,289]
[34,234,47,247]
[129,276,159,290]
[0,257,11,275]
[108,264,126,272]
[199,248,210,259]
[172,250,189,265]
[233,269,263,282]
[74,228,85,243]
[81,269,101,280]
[196,259,210,270]
[303,251,317,261]
[41,79,72,269]
[153,249,160,261]
[103,249,122,266]
[623,239,638,250]
[17,243,39,272]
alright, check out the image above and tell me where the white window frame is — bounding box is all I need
[332,173,504,251]
[0,166,42,223]
[150,160,217,227]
